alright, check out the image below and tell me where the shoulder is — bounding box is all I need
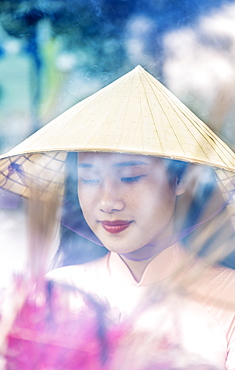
[186,262,235,306]
[177,262,235,348]
[172,244,235,306]
[183,262,235,332]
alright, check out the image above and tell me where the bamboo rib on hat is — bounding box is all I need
[0,65,235,198]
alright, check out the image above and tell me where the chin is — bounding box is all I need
[104,242,141,255]
[98,230,142,254]
[103,244,128,254]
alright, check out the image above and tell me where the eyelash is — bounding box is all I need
[121,175,146,183]
[80,175,146,185]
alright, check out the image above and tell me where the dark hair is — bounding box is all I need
[172,163,235,268]
[53,152,235,269]
[162,158,188,189]
[53,152,108,268]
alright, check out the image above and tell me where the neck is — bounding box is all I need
[120,233,175,262]
[117,226,177,282]
[118,254,156,283]
[118,235,176,282]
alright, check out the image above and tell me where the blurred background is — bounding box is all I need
[0,0,235,285]
[1,0,235,152]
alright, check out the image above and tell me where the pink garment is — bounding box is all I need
[48,244,235,369]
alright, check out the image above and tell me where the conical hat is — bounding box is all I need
[0,65,235,198]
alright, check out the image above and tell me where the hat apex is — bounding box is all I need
[0,65,235,198]
[1,65,235,172]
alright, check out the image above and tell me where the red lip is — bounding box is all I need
[100,220,132,234]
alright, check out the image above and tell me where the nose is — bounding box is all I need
[98,180,125,213]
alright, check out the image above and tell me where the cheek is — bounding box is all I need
[143,185,176,218]
[78,186,96,219]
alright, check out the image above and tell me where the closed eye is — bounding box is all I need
[121,175,146,183]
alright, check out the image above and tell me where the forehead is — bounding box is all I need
[78,152,160,166]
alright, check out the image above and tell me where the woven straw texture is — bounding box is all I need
[0,65,234,198]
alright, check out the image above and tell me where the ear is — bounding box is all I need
[175,178,186,196]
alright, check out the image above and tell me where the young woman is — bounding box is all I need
[1,66,235,368]
[47,151,235,369]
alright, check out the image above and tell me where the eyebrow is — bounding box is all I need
[77,160,148,168]
[113,161,148,167]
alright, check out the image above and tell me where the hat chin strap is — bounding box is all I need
[62,189,234,262]
[119,195,234,262]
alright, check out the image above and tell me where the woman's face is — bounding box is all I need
[78,152,183,256]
